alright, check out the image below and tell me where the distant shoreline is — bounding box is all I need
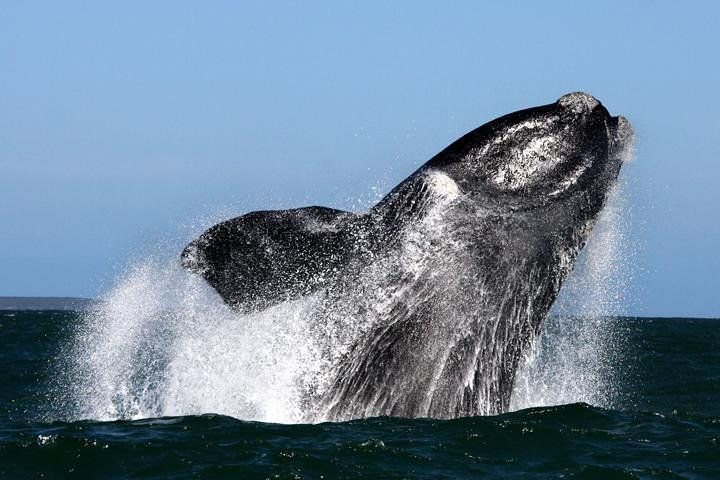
[0,297,94,311]
[0,297,716,320]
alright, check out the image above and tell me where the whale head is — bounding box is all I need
[427,92,633,219]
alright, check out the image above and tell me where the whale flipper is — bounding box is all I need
[181,206,356,311]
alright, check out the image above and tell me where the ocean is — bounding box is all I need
[0,310,717,479]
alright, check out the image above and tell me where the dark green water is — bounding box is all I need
[1,311,718,479]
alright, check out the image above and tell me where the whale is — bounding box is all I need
[181,92,633,421]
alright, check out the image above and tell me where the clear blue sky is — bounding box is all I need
[1,2,718,317]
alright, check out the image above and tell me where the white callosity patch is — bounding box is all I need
[615,117,635,164]
[558,92,600,114]
[467,115,573,192]
[427,170,461,198]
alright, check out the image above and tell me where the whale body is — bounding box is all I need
[181,92,633,420]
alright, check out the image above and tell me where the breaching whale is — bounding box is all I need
[181,92,633,421]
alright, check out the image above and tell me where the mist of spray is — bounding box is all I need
[510,179,634,411]
[50,186,393,424]
[52,260,326,423]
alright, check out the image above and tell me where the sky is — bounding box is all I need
[1,2,718,317]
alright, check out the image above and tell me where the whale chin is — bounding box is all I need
[181,93,631,420]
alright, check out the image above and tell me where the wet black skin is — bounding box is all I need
[181,92,630,418]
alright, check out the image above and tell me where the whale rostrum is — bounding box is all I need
[181,92,633,420]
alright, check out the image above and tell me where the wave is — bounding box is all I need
[5,404,719,479]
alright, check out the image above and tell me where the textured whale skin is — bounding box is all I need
[182,93,632,420]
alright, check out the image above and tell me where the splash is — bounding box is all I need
[51,178,634,423]
[510,180,634,411]
[53,259,328,423]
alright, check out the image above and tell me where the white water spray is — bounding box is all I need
[510,179,634,411]
[53,163,635,423]
[56,258,333,423]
